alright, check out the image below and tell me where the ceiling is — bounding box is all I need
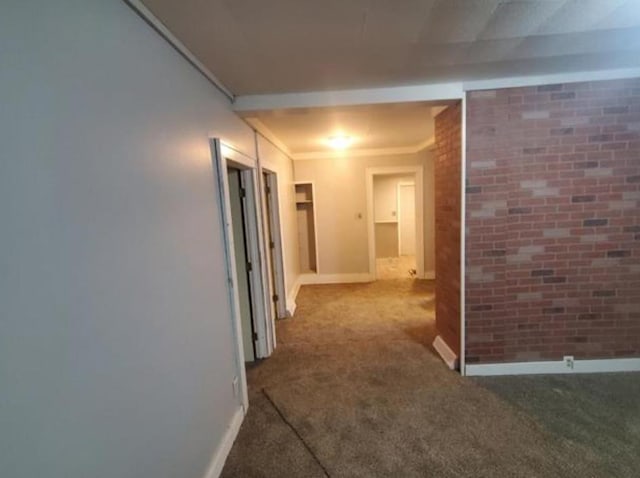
[141,0,640,95]
[244,102,449,159]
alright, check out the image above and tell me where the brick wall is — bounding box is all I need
[465,78,640,364]
[435,102,462,355]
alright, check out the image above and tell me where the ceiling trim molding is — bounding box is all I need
[245,118,294,158]
[124,0,235,102]
[234,83,464,113]
[290,137,434,161]
[463,67,640,92]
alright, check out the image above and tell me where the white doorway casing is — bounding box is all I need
[210,139,276,410]
[397,182,416,256]
[366,166,425,280]
[260,169,288,323]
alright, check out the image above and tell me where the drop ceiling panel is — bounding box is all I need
[360,0,436,45]
[597,0,640,30]
[140,0,640,95]
[478,1,565,40]
[536,0,628,35]
[419,0,501,43]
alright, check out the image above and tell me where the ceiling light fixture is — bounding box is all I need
[327,135,353,149]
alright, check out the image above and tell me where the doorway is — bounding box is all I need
[210,139,274,380]
[227,167,257,362]
[366,166,424,280]
[261,170,287,321]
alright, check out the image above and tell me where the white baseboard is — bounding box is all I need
[422,270,435,280]
[286,277,301,317]
[298,272,373,285]
[466,358,640,377]
[203,406,245,478]
[433,335,458,370]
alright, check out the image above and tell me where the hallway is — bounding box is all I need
[221,280,640,478]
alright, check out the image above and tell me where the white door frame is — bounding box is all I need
[260,168,288,322]
[397,182,416,256]
[366,166,424,279]
[294,181,320,275]
[210,139,274,408]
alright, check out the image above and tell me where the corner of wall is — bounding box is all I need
[286,275,301,317]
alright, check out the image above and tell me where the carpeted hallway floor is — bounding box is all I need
[221,279,640,478]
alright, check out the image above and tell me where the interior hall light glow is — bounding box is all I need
[327,135,353,149]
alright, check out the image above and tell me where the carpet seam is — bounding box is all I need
[262,388,332,478]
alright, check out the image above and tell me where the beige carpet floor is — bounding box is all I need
[221,279,640,478]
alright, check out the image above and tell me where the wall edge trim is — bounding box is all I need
[466,358,640,377]
[203,406,245,478]
[286,276,301,317]
[433,335,459,370]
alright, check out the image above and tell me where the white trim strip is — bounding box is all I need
[433,335,459,370]
[459,97,467,376]
[202,407,245,478]
[291,139,434,161]
[463,67,640,92]
[286,277,301,317]
[466,358,640,377]
[124,0,235,102]
[234,84,463,112]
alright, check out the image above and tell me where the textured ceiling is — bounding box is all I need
[140,0,640,95]
[244,102,447,157]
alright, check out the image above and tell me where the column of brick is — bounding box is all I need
[465,78,640,364]
[435,102,462,355]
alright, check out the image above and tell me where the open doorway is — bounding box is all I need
[227,167,258,362]
[261,170,287,321]
[372,174,418,279]
[210,139,274,377]
[366,166,424,281]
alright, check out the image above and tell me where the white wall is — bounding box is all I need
[294,151,435,275]
[0,1,255,477]
[256,136,301,310]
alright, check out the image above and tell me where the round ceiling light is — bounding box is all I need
[327,135,353,149]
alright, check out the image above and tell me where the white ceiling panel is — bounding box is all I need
[361,0,437,45]
[140,0,640,94]
[536,0,628,35]
[479,1,565,40]
[513,28,640,61]
[596,0,640,30]
[419,0,501,43]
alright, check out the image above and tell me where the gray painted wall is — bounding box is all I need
[0,1,255,477]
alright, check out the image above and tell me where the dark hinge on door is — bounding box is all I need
[272,294,279,302]
[246,261,252,272]
[252,332,258,341]
[265,185,271,194]
[240,187,246,198]
[269,240,275,249]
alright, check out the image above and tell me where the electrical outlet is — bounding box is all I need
[232,376,239,397]
[563,355,574,370]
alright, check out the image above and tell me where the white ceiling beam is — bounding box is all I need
[233,82,464,113]
[463,67,640,91]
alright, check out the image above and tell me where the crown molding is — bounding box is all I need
[244,118,294,158]
[291,137,434,161]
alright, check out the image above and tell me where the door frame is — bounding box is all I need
[366,166,424,279]
[260,169,288,322]
[210,139,274,408]
[397,181,416,257]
